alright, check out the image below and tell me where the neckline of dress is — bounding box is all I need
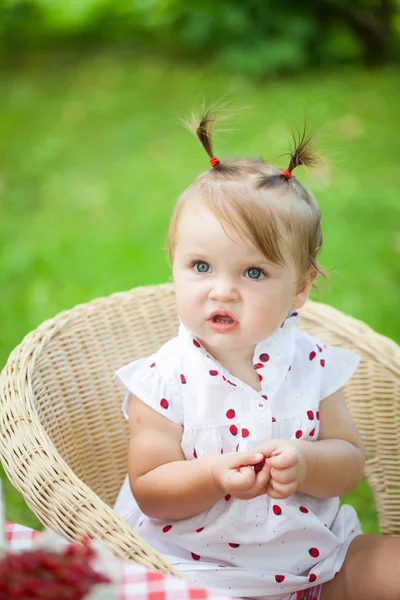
[178,310,300,390]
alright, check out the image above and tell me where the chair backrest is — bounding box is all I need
[5,283,400,533]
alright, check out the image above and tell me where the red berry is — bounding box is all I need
[162,525,172,533]
[309,573,317,583]
[309,547,320,558]
[191,553,201,560]
[241,428,250,438]
[309,351,316,360]
[209,370,218,376]
[299,506,309,513]
[275,575,285,583]
[295,430,303,439]
[307,410,314,420]
[272,504,282,516]
[228,543,240,548]
[226,409,235,419]
[259,353,270,362]
[254,458,265,474]
[229,424,238,436]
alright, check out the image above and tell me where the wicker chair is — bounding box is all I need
[0,284,399,577]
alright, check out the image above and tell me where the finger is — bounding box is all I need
[254,465,271,491]
[229,466,255,490]
[265,484,286,499]
[268,478,296,498]
[268,452,298,470]
[228,451,264,469]
[270,465,297,484]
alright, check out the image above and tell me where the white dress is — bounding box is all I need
[113,311,362,600]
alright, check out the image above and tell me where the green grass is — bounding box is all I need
[0,52,399,533]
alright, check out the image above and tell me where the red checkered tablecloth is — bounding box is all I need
[5,521,236,600]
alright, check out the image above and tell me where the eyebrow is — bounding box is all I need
[183,252,273,265]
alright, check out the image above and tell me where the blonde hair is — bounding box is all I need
[168,110,325,281]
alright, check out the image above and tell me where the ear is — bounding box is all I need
[292,269,317,309]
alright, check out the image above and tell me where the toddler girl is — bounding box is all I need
[113,110,400,600]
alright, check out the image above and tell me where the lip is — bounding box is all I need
[207,310,239,333]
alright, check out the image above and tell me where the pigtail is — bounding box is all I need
[283,123,321,177]
[184,103,233,170]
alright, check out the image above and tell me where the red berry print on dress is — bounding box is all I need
[259,353,270,363]
[196,528,204,533]
[257,373,263,382]
[295,430,303,439]
[261,394,268,401]
[150,362,156,368]
[225,494,231,501]
[180,374,187,384]
[160,398,169,409]
[254,363,264,370]
[275,575,285,583]
[309,547,320,558]
[316,344,323,353]
[320,359,325,367]
[191,553,201,561]
[209,370,219,376]
[227,379,236,386]
[316,410,320,420]
[307,410,314,420]
[309,573,317,583]
[299,506,309,513]
[309,351,316,361]
[162,525,172,533]
[193,449,197,459]
[236,443,240,452]
[193,339,201,348]
[272,417,276,423]
[309,428,315,437]
[228,543,240,548]
[226,409,235,419]
[242,428,250,438]
[229,424,238,436]
[273,505,282,516]
[220,447,224,454]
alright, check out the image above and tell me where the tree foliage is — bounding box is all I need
[1,0,399,74]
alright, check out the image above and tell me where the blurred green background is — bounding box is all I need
[0,1,399,533]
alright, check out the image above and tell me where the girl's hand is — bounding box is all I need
[211,451,270,500]
[255,439,307,499]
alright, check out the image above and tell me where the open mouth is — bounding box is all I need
[212,315,234,323]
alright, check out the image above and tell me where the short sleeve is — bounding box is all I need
[113,357,183,425]
[320,345,361,400]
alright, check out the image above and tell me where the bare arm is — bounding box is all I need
[298,388,366,497]
[127,394,268,520]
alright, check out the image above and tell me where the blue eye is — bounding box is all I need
[194,261,212,273]
[245,267,265,280]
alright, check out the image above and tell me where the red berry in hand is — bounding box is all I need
[254,457,266,474]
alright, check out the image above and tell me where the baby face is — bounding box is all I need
[172,203,311,362]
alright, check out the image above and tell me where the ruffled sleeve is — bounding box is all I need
[113,357,183,425]
[320,345,361,400]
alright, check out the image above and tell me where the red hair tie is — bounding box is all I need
[281,169,292,179]
[210,157,220,167]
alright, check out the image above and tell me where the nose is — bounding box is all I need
[208,277,240,303]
